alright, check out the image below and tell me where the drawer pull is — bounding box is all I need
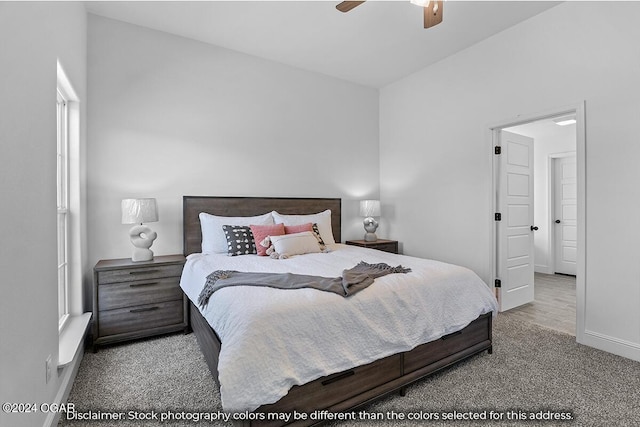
[129,282,159,288]
[129,306,160,314]
[129,269,160,275]
[441,331,463,340]
[321,370,355,386]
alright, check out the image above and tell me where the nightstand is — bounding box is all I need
[346,239,399,254]
[93,254,187,350]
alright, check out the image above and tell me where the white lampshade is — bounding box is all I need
[359,200,381,218]
[121,198,158,225]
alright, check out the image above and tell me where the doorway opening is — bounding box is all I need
[490,103,585,339]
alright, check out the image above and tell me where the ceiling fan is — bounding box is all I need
[336,0,444,29]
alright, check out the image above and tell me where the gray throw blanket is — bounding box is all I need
[197,261,411,308]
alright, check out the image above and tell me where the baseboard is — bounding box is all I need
[43,340,86,427]
[534,264,553,274]
[581,330,640,362]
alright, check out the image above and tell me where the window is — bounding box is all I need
[57,62,91,365]
[57,89,69,330]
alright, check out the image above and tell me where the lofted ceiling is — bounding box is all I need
[85,1,561,88]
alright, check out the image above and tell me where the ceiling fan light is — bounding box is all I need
[410,0,430,7]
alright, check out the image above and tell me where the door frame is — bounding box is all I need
[488,101,586,343]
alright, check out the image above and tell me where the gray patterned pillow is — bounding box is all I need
[222,225,256,256]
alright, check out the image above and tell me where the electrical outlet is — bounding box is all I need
[45,355,52,384]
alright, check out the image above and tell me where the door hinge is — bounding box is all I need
[494,146,502,155]
[495,279,502,288]
[495,212,502,221]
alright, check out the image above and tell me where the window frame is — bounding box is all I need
[57,89,70,331]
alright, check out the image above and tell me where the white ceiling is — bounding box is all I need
[85,1,561,88]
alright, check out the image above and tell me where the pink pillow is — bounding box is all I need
[250,223,285,256]
[284,222,313,235]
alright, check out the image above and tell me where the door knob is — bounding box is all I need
[531,226,539,231]
[555,220,561,224]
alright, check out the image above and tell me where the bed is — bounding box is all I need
[181,196,498,426]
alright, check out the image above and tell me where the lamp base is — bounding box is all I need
[363,217,379,242]
[364,232,378,242]
[132,248,154,262]
[129,224,157,263]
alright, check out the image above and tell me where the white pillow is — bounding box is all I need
[269,232,321,258]
[199,212,273,254]
[272,209,336,245]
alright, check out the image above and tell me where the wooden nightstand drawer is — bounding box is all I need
[97,264,183,284]
[98,277,182,311]
[345,239,399,254]
[369,241,398,253]
[98,300,184,337]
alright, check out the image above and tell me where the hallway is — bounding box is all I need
[502,273,576,335]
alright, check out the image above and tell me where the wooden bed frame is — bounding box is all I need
[183,196,492,426]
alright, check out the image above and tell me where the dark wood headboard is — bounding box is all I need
[183,196,342,256]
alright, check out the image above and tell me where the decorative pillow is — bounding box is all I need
[250,223,285,256]
[269,231,321,259]
[199,212,273,254]
[284,222,326,250]
[272,210,335,245]
[222,225,256,256]
[311,223,327,251]
[284,222,313,234]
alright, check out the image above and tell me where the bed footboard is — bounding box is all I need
[189,300,492,427]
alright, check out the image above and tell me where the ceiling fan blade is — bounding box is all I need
[336,1,366,13]
[424,1,443,28]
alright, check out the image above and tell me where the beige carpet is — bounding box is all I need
[60,314,640,426]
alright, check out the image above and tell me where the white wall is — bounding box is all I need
[506,122,576,274]
[87,15,379,275]
[0,3,87,427]
[380,2,640,360]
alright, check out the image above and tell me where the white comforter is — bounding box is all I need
[180,244,498,412]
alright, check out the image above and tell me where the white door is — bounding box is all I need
[554,156,577,275]
[497,130,535,311]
